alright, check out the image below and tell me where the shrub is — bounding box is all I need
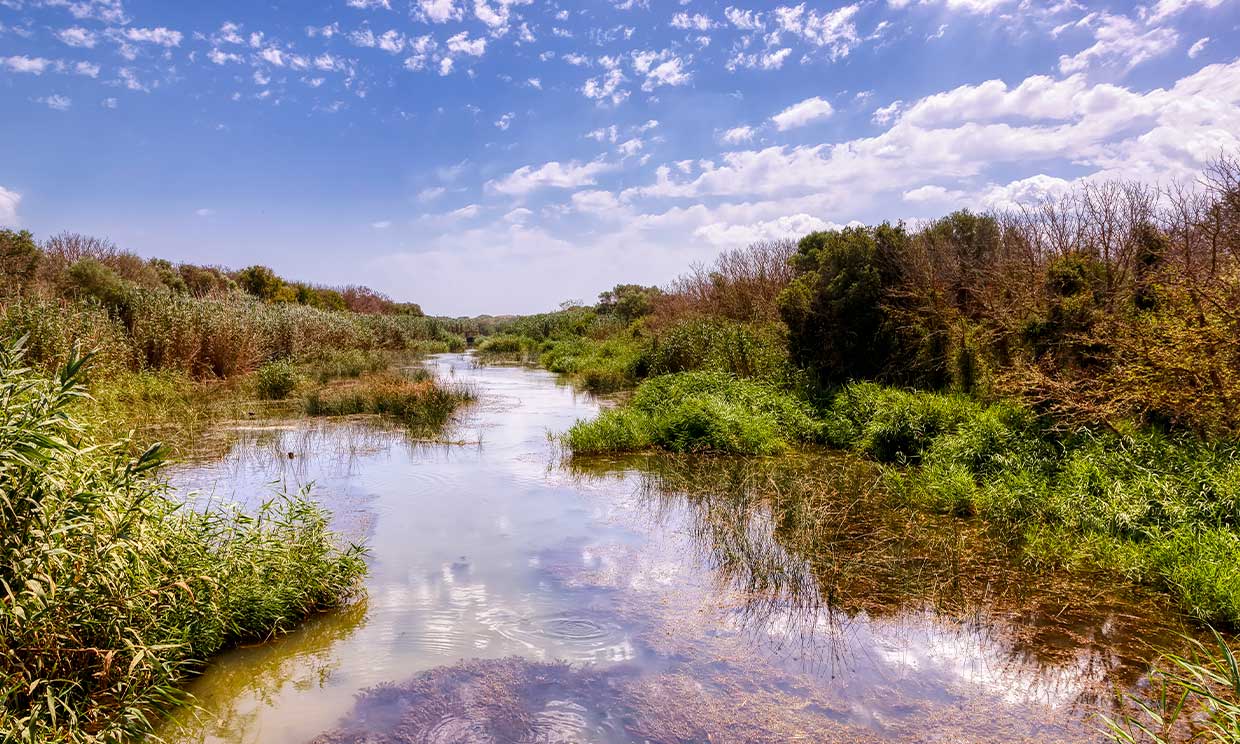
[255,359,299,399]
[0,339,366,743]
[565,371,820,455]
[304,370,474,432]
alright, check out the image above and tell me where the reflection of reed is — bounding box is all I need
[161,599,370,744]
[570,452,1198,717]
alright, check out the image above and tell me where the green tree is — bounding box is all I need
[236,265,285,301]
[597,284,662,323]
[779,224,908,385]
[0,229,41,292]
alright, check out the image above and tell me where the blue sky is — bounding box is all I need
[1,0,1238,315]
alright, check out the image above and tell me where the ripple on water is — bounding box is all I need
[477,609,635,662]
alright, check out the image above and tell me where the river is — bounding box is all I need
[156,352,1193,743]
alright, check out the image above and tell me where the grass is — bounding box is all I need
[817,381,1240,626]
[1106,628,1240,743]
[0,337,366,743]
[304,369,475,432]
[565,371,820,455]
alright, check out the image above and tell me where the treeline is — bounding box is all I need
[0,230,462,380]
[490,155,1240,438]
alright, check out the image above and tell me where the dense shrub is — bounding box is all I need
[644,318,792,381]
[566,371,820,455]
[255,359,299,399]
[0,340,366,742]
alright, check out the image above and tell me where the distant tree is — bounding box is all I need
[597,284,662,323]
[65,258,129,309]
[341,285,396,314]
[236,265,285,301]
[149,258,188,294]
[43,232,119,264]
[0,228,41,291]
[179,264,236,296]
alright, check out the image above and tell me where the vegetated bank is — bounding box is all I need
[0,230,472,453]
[0,339,366,742]
[482,160,1240,634]
[0,232,479,742]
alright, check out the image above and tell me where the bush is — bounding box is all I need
[645,318,792,381]
[566,371,820,455]
[304,370,475,432]
[255,359,299,399]
[0,339,366,742]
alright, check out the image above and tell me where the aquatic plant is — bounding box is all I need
[304,369,475,432]
[0,338,366,743]
[255,358,299,400]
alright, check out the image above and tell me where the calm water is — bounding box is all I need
[157,353,1193,744]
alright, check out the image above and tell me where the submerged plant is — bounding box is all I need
[0,337,366,743]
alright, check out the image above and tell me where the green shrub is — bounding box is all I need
[645,318,791,381]
[304,370,474,432]
[255,359,299,399]
[566,371,820,455]
[0,338,366,743]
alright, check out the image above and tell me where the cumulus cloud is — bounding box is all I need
[1058,13,1177,74]
[0,186,20,225]
[123,27,183,47]
[415,0,463,23]
[771,96,834,130]
[37,94,72,110]
[720,125,755,144]
[56,27,97,47]
[488,160,615,195]
[2,55,54,74]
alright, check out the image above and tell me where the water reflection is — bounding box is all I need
[157,354,1199,744]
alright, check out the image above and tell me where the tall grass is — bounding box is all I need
[0,338,366,743]
[304,369,475,433]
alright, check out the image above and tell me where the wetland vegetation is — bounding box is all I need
[4,156,1240,742]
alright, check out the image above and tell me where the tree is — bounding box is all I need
[236,265,285,301]
[597,284,662,323]
[779,224,908,385]
[0,229,41,292]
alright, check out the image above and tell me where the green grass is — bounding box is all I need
[255,358,299,400]
[0,338,366,743]
[304,369,475,431]
[565,371,820,455]
[819,381,1240,626]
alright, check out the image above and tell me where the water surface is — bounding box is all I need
[159,353,1194,743]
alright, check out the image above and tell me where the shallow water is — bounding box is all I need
[158,353,1195,743]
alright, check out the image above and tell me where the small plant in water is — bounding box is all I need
[1105,628,1240,743]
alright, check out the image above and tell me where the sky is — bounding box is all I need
[1,0,1238,315]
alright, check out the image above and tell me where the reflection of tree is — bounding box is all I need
[569,453,1198,715]
[161,599,369,744]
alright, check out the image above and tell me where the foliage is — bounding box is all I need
[644,317,792,382]
[0,339,366,743]
[596,283,662,323]
[566,371,820,455]
[255,359,299,400]
[304,370,475,432]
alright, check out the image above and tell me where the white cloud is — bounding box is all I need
[209,48,243,64]
[1188,37,1209,58]
[37,94,72,110]
[495,112,514,130]
[0,186,20,225]
[56,27,96,47]
[196,208,216,216]
[772,3,860,60]
[417,186,446,202]
[415,0,463,23]
[348,0,392,8]
[771,96,834,130]
[124,27,183,47]
[670,12,713,31]
[720,125,755,144]
[488,160,615,194]
[583,68,628,105]
[726,47,791,71]
[2,55,53,74]
[446,32,486,56]
[695,214,847,247]
[1143,0,1227,24]
[73,61,99,77]
[571,189,621,213]
[641,56,690,91]
[371,219,392,228]
[724,7,764,30]
[1058,13,1177,74]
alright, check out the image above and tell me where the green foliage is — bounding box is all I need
[255,359,299,399]
[236,264,285,301]
[540,335,644,392]
[0,339,366,743]
[596,283,662,323]
[645,318,792,381]
[65,258,131,310]
[0,229,41,290]
[566,371,820,455]
[779,224,907,385]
